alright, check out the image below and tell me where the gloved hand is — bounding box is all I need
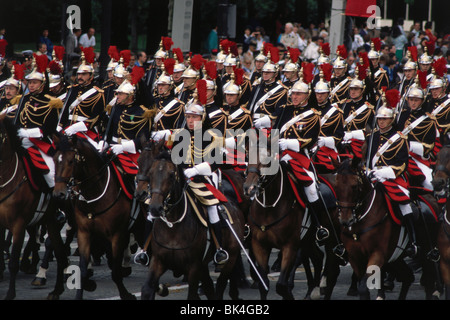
[151,130,172,142]
[65,122,88,136]
[343,131,353,142]
[18,128,42,139]
[370,166,396,182]
[225,137,235,149]
[278,138,300,152]
[110,144,124,155]
[409,141,424,157]
[97,141,109,152]
[184,162,212,179]
[254,115,271,129]
[318,136,335,149]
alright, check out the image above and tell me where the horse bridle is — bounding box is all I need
[434,163,450,199]
[336,169,374,226]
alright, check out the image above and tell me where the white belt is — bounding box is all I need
[112,136,131,143]
[68,115,88,122]
[253,113,263,119]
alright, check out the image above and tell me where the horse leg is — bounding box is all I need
[215,256,236,300]
[20,226,39,274]
[251,238,271,300]
[187,263,202,300]
[5,225,26,300]
[288,249,302,297]
[75,230,95,300]
[276,246,296,300]
[0,227,5,281]
[390,259,414,300]
[321,247,341,300]
[110,232,136,300]
[45,210,69,300]
[199,264,215,300]
[141,257,166,300]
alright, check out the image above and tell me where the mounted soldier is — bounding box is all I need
[0,63,24,119]
[367,38,389,101]
[329,45,352,105]
[16,55,63,189]
[59,49,105,148]
[363,90,419,258]
[275,70,329,241]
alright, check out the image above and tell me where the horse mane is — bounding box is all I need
[0,114,22,152]
[336,157,360,175]
[154,149,172,161]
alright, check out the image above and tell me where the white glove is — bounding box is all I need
[97,141,109,152]
[317,136,335,149]
[372,166,396,181]
[184,162,212,179]
[122,140,136,153]
[110,144,124,155]
[18,128,42,138]
[343,131,353,142]
[352,129,365,140]
[279,138,300,152]
[409,141,424,157]
[225,137,235,149]
[65,121,88,136]
[254,115,271,129]
[151,130,171,142]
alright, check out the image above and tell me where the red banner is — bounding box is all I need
[345,0,376,18]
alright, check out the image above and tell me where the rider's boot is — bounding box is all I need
[308,199,330,242]
[403,213,419,258]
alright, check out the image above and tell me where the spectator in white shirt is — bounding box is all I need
[79,28,96,48]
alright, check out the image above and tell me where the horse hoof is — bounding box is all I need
[31,277,47,286]
[311,287,321,300]
[84,279,97,292]
[121,293,137,300]
[383,280,394,292]
[46,292,61,300]
[157,284,169,297]
[347,287,358,296]
[250,281,259,289]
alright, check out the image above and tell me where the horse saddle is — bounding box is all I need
[111,160,135,200]
[318,175,337,210]
[21,152,51,193]
[382,188,439,226]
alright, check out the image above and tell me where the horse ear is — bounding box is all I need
[331,156,341,169]
[351,155,361,170]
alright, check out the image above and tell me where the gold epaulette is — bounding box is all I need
[365,101,374,109]
[105,104,113,115]
[426,112,436,120]
[93,86,104,93]
[9,95,22,105]
[398,131,408,139]
[312,108,321,116]
[142,106,157,119]
[44,94,63,109]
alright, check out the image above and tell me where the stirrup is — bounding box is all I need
[214,248,229,265]
[243,224,251,239]
[405,243,419,258]
[134,250,150,266]
[316,226,329,242]
[427,247,440,262]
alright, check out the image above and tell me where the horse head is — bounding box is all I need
[432,145,450,198]
[135,138,162,202]
[0,114,20,160]
[146,146,180,219]
[52,132,77,201]
[243,146,278,197]
[335,156,369,228]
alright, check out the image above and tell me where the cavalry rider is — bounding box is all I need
[313,72,344,173]
[178,62,201,104]
[248,51,288,133]
[103,58,128,110]
[281,49,300,90]
[222,73,253,172]
[275,74,330,241]
[151,62,185,139]
[418,46,434,82]
[395,50,417,118]
[59,52,105,147]
[16,55,63,189]
[144,39,166,98]
[0,63,24,118]
[397,79,437,192]
[168,84,230,265]
[329,46,352,105]
[367,38,389,101]
[47,57,67,101]
[429,76,450,146]
[172,47,186,90]
[250,46,267,86]
[103,67,153,180]
[340,66,375,159]
[364,95,419,258]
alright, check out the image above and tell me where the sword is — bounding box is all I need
[220,209,269,292]
[57,85,74,128]
[13,82,29,126]
[365,93,384,174]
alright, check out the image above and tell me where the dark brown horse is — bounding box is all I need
[336,156,441,299]
[0,114,68,300]
[52,133,144,300]
[432,145,450,300]
[243,146,328,300]
[138,142,245,300]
